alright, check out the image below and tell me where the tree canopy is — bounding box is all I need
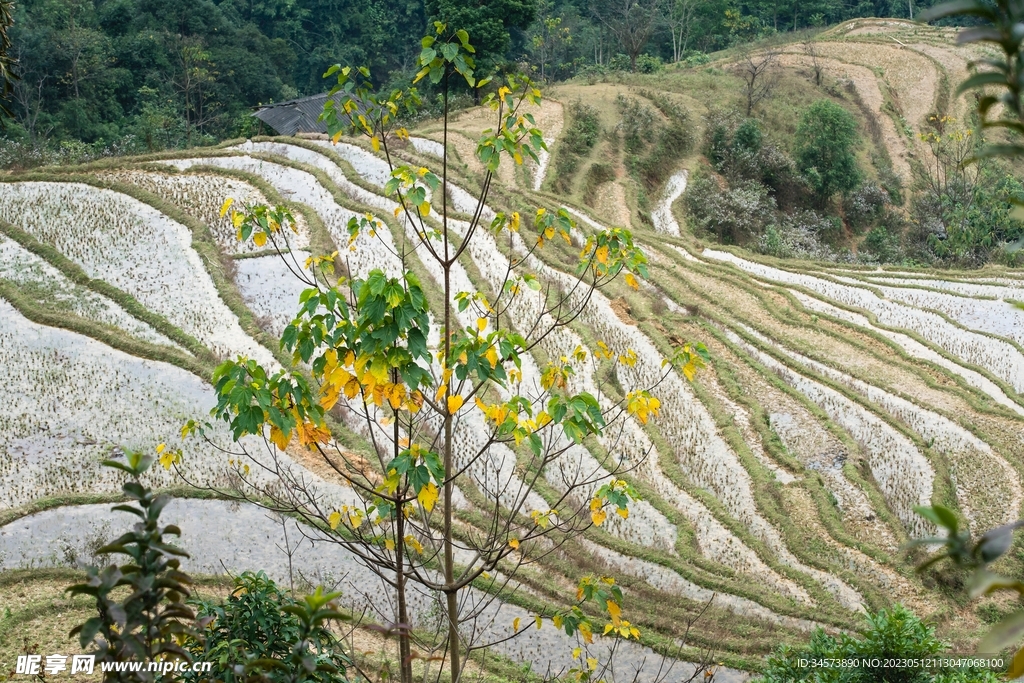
[795,99,861,203]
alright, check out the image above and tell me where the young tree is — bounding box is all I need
[67,451,197,680]
[803,40,823,87]
[795,99,862,205]
[591,0,662,71]
[528,0,572,81]
[174,36,218,147]
[737,47,780,117]
[665,0,697,63]
[181,23,710,683]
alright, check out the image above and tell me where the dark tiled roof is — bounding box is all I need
[253,92,351,136]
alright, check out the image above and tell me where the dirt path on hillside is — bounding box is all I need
[909,43,972,120]
[595,176,631,228]
[530,98,564,190]
[812,42,939,131]
[778,53,914,180]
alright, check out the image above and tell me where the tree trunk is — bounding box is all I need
[395,412,414,683]
[440,67,462,683]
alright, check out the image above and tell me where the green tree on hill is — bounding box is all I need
[795,99,862,206]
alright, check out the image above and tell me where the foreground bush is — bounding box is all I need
[68,453,351,683]
[184,571,350,683]
[758,605,999,683]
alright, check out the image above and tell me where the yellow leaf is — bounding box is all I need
[606,600,621,626]
[624,273,639,289]
[419,201,431,216]
[591,508,607,526]
[435,384,447,403]
[219,197,235,217]
[418,482,439,512]
[158,449,180,470]
[535,615,543,630]
[447,395,464,413]
[477,317,487,332]
[513,617,521,632]
[509,538,519,550]
[371,135,380,152]
[596,245,609,264]
[572,647,581,660]
[156,443,166,454]
[254,231,268,247]
[328,511,342,530]
[1009,646,1024,679]
[270,426,292,451]
[485,346,499,368]
[350,509,364,528]
[587,658,598,671]
[231,211,244,228]
[682,362,697,382]
[297,420,331,448]
[579,622,593,644]
[385,538,396,551]
[616,507,629,520]
[404,534,423,553]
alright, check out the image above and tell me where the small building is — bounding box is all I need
[252,92,356,136]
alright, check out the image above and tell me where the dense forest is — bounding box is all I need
[0,0,960,161]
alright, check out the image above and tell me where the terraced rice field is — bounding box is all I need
[2,23,1022,673]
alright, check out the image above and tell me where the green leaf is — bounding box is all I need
[980,611,1024,653]
[967,569,1024,599]
[914,504,958,533]
[918,0,995,23]
[955,71,1009,96]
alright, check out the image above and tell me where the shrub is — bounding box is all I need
[609,53,632,71]
[184,571,351,683]
[682,51,711,68]
[616,95,657,155]
[863,224,903,263]
[758,605,999,683]
[68,454,353,683]
[795,99,862,205]
[734,118,763,154]
[759,143,807,210]
[844,182,890,232]
[877,162,905,204]
[583,162,617,205]
[705,113,771,181]
[685,167,776,244]
[635,54,663,73]
[758,210,845,261]
[552,99,601,192]
[67,450,197,678]
[618,93,691,189]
